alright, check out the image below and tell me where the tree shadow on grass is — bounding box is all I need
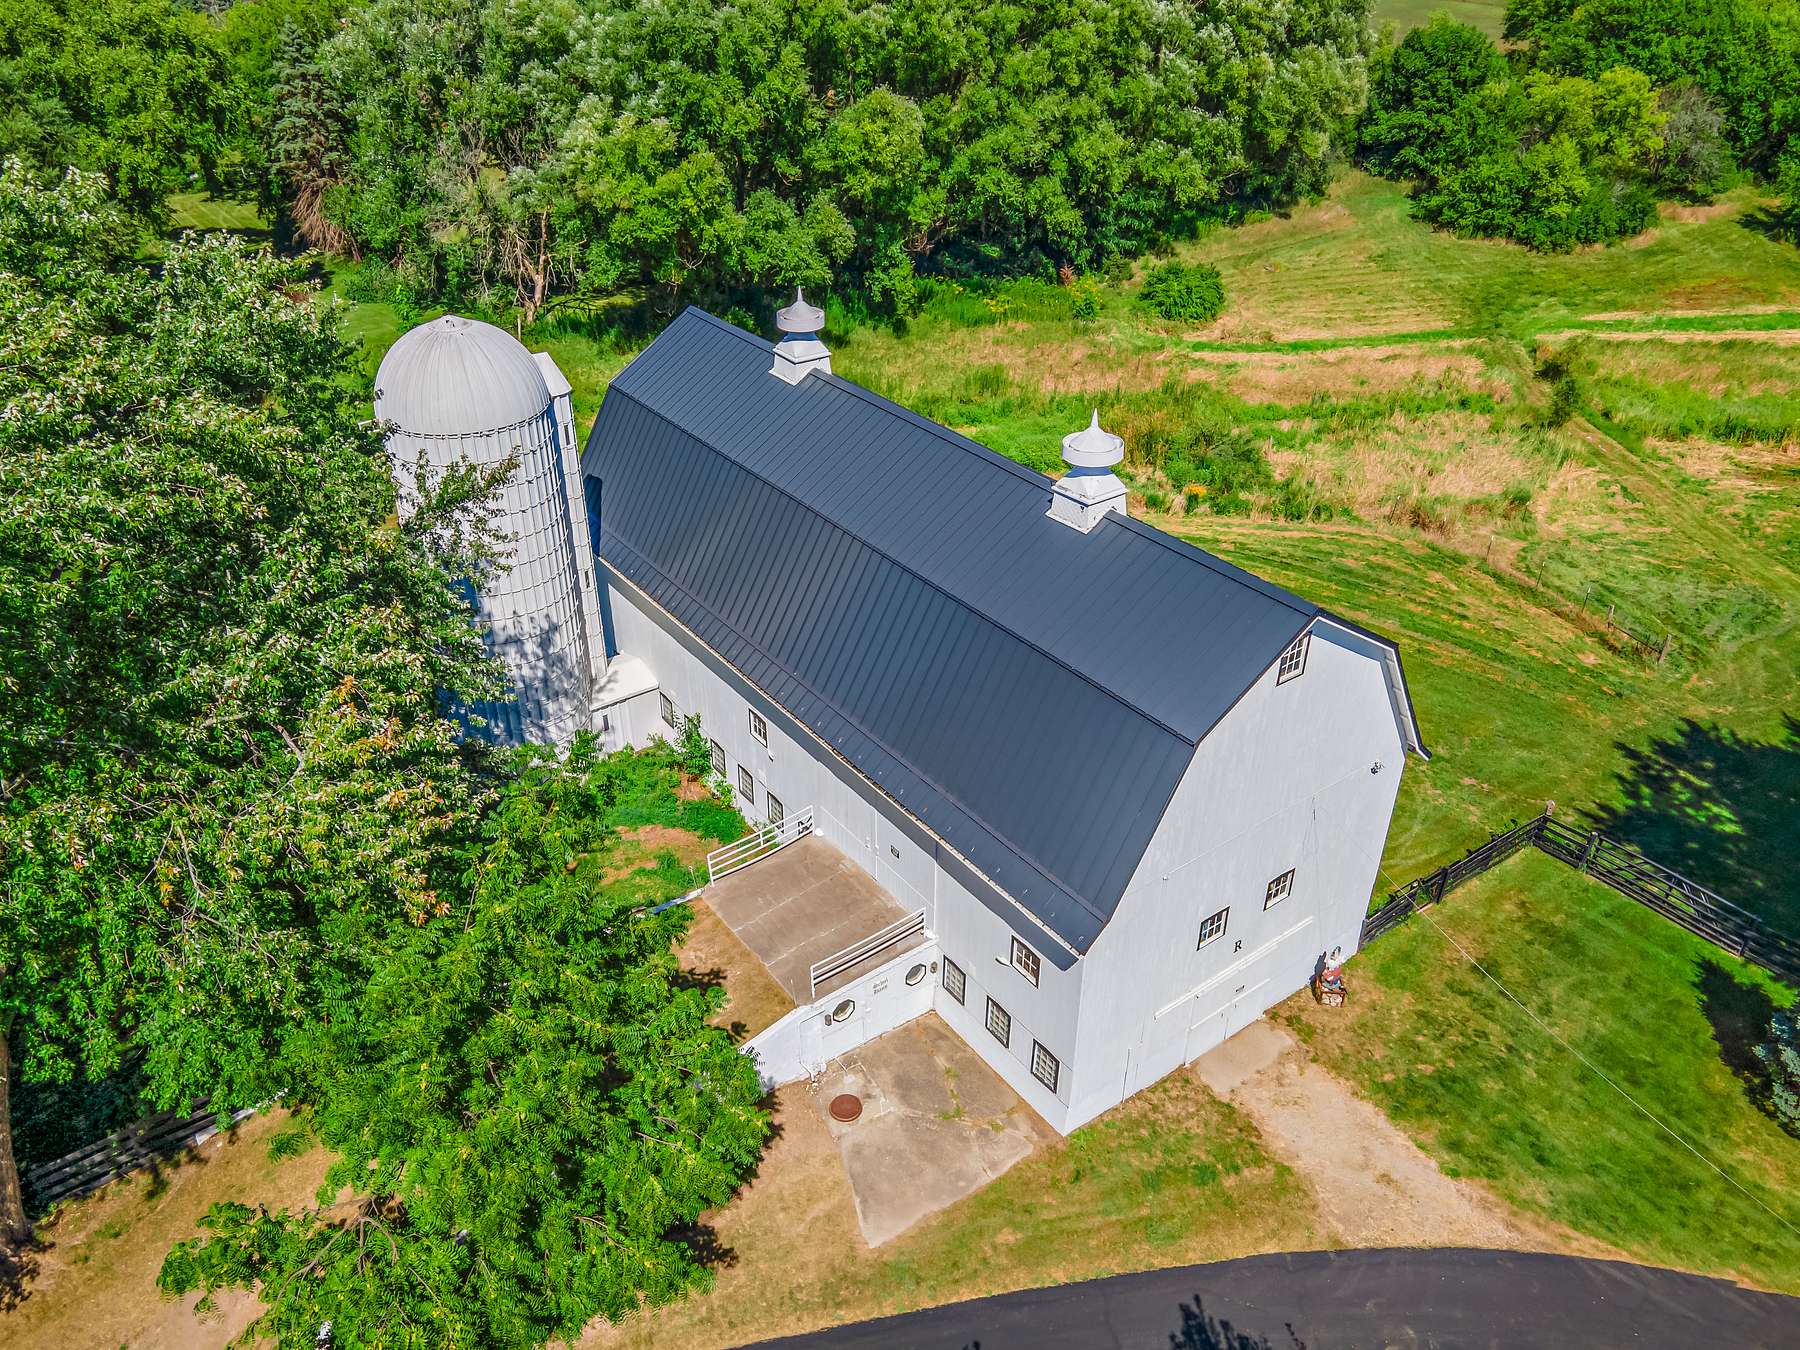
[1584,715,1800,934]
[1695,957,1778,1100]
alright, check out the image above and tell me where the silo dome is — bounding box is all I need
[374,314,597,748]
[374,315,551,436]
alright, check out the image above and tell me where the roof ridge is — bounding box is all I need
[660,307,1317,617]
[606,384,1196,748]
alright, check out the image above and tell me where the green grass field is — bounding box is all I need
[1373,0,1505,37]
[1287,849,1800,1290]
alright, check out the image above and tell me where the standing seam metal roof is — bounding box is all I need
[583,308,1324,953]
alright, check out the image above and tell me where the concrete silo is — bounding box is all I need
[374,315,605,745]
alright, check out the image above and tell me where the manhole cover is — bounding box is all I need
[828,1093,863,1123]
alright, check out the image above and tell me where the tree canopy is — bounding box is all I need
[0,0,235,221]
[0,156,504,1235]
[160,741,770,1347]
[247,0,1375,316]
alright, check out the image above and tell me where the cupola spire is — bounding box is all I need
[769,287,832,383]
[1047,409,1129,531]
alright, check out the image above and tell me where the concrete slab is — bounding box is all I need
[704,836,926,1002]
[812,1015,1040,1247]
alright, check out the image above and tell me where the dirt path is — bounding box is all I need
[1191,1021,1545,1251]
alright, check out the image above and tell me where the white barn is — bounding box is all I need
[376,296,1426,1135]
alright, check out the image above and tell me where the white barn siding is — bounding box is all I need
[1062,622,1405,1129]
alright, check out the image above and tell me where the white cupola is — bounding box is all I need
[1047,410,1129,532]
[769,288,832,383]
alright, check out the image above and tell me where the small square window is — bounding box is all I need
[748,708,768,746]
[1031,1041,1060,1094]
[1264,869,1295,909]
[942,956,966,1005]
[1276,632,1310,684]
[709,739,726,776]
[1198,907,1229,949]
[737,767,755,804]
[659,692,676,727]
[767,793,785,827]
[984,997,1011,1048]
[1010,937,1040,986]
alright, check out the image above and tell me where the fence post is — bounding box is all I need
[1578,831,1599,872]
[1657,633,1672,664]
[1431,867,1448,905]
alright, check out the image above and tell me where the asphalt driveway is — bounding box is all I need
[746,1247,1800,1349]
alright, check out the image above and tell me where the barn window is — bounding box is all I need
[1264,869,1295,909]
[1031,1041,1060,1094]
[984,997,1012,1048]
[659,692,676,727]
[942,956,966,1004]
[737,767,755,804]
[709,739,725,776]
[748,708,768,746]
[1276,632,1310,684]
[1009,937,1040,986]
[1198,907,1229,949]
[767,793,785,827]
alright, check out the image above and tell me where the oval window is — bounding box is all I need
[904,963,928,987]
[831,999,856,1022]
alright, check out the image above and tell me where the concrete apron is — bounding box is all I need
[812,1015,1039,1247]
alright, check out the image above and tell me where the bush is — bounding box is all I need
[1070,275,1101,320]
[1140,262,1226,323]
[1755,1010,1800,1134]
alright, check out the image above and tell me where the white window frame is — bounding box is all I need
[737,767,755,804]
[1009,937,1041,986]
[709,739,726,776]
[1197,906,1230,949]
[1276,631,1310,684]
[942,956,967,1005]
[1264,868,1295,909]
[748,708,768,746]
[1030,1041,1060,1094]
[659,691,676,727]
[984,996,1011,1049]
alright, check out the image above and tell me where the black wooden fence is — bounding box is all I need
[1362,812,1800,986]
[22,1100,229,1211]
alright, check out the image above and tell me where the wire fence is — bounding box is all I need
[1362,810,1800,986]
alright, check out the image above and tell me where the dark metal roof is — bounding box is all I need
[583,308,1329,952]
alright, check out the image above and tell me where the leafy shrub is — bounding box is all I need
[1755,1010,1800,1134]
[1652,85,1730,199]
[1070,275,1102,320]
[677,713,712,779]
[1140,262,1226,323]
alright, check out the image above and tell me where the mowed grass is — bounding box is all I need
[587,1071,1317,1350]
[166,192,266,233]
[1374,0,1505,36]
[1282,849,1800,1291]
[1179,174,1800,342]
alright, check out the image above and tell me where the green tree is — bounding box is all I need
[159,741,770,1347]
[0,161,506,1246]
[293,0,1375,316]
[0,0,235,222]
[1360,16,1509,180]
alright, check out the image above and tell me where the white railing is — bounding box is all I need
[706,806,814,883]
[809,908,927,999]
